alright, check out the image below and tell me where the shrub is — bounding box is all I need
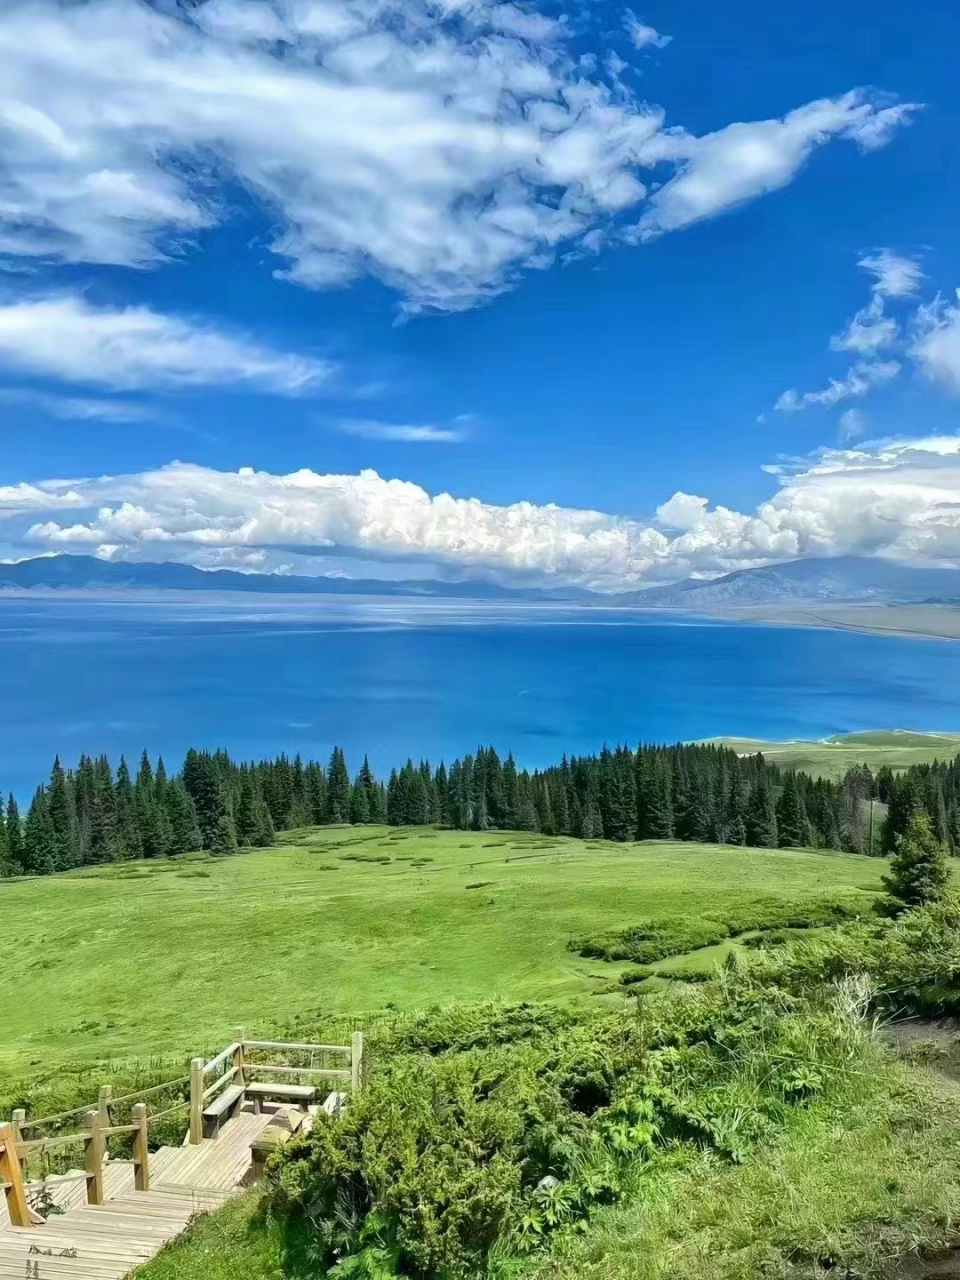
[267,987,875,1276]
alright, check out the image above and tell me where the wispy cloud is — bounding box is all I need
[0,386,161,423]
[0,294,334,393]
[338,418,469,443]
[859,249,924,298]
[775,360,901,412]
[623,11,672,50]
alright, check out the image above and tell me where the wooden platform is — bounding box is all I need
[0,1106,284,1279]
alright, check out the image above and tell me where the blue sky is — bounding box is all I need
[0,0,958,589]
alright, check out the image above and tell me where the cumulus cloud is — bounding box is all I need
[0,0,912,311]
[0,295,332,393]
[775,360,900,412]
[338,419,468,442]
[6,437,960,590]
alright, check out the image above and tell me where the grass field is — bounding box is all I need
[713,729,960,778]
[0,826,885,1074]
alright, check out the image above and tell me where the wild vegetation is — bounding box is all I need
[5,734,960,878]
[135,888,960,1280]
[4,802,960,1278]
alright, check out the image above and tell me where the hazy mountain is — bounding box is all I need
[630,556,960,608]
[0,554,587,601]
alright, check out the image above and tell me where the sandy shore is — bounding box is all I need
[670,602,960,642]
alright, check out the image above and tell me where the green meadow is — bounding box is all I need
[713,729,960,778]
[0,826,884,1072]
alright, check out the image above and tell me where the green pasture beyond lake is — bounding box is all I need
[0,827,887,1072]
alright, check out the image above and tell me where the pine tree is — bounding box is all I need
[776,774,809,849]
[182,750,226,849]
[48,756,81,869]
[212,811,239,857]
[5,794,23,873]
[165,779,202,855]
[23,788,56,875]
[326,747,351,823]
[724,763,747,846]
[882,810,950,909]
[114,756,142,859]
[745,774,778,848]
[349,778,371,824]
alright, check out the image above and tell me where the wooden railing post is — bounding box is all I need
[189,1058,203,1145]
[132,1103,149,1192]
[351,1031,364,1094]
[233,1027,245,1088]
[11,1109,25,1146]
[0,1122,31,1228]
[98,1085,112,1128]
[83,1109,104,1206]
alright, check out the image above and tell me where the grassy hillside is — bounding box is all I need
[713,729,960,778]
[0,827,883,1072]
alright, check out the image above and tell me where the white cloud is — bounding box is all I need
[775,360,900,412]
[624,12,672,50]
[634,93,916,240]
[0,295,332,393]
[0,0,912,311]
[0,387,160,423]
[338,419,467,442]
[830,295,898,356]
[859,249,924,298]
[9,436,960,589]
[911,293,960,396]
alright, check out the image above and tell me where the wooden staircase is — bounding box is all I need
[0,1033,364,1280]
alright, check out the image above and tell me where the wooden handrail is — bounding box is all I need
[17,1132,89,1153]
[241,1039,351,1054]
[249,1064,350,1078]
[202,1042,240,1077]
[202,1065,240,1101]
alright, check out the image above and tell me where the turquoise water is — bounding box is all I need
[2,594,959,796]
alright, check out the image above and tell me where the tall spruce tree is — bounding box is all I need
[882,810,950,909]
[776,774,808,849]
[745,773,778,848]
[326,747,351,823]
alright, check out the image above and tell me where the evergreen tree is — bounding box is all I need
[745,774,778,848]
[724,763,747,846]
[48,756,81,869]
[212,811,239,857]
[182,750,226,849]
[5,794,23,873]
[326,747,351,823]
[23,788,56,875]
[882,810,950,909]
[165,780,202,855]
[776,774,808,849]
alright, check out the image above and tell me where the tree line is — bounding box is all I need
[1,740,959,877]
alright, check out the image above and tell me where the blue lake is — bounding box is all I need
[3,594,960,796]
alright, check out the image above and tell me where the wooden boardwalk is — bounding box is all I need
[0,1033,363,1280]
[0,1106,277,1278]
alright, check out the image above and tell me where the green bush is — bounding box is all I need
[267,985,874,1276]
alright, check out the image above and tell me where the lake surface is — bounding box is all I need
[3,593,960,796]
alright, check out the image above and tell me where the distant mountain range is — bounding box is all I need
[0,552,958,607]
[0,554,583,601]
[630,556,960,608]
